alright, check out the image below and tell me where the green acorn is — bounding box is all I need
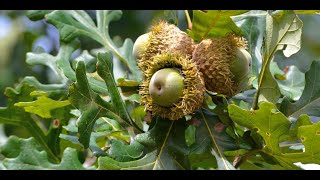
[133,33,150,60]
[139,53,205,120]
[148,68,184,107]
[192,34,252,96]
[133,21,195,75]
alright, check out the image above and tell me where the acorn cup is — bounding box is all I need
[139,53,206,120]
[191,34,252,97]
[133,21,195,76]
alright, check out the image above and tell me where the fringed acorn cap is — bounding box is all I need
[137,21,195,75]
[191,33,249,97]
[139,53,205,120]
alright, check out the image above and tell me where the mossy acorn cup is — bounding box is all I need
[192,34,252,97]
[133,21,195,76]
[139,53,206,120]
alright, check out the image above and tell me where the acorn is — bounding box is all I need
[139,53,206,120]
[148,68,184,107]
[133,33,150,60]
[133,21,195,75]
[192,34,252,97]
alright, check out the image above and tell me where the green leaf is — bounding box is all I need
[0,136,93,170]
[21,41,79,97]
[295,10,320,14]
[130,106,145,130]
[280,61,320,118]
[99,118,189,170]
[45,10,100,43]
[275,15,320,73]
[26,10,52,21]
[96,52,142,132]
[137,119,189,170]
[45,10,142,81]
[60,117,130,157]
[107,139,144,162]
[117,78,140,94]
[22,40,108,97]
[118,39,143,82]
[14,91,70,118]
[196,109,237,170]
[98,106,238,170]
[239,155,286,170]
[73,50,97,73]
[188,151,217,170]
[183,109,238,169]
[69,61,135,148]
[269,11,303,58]
[185,125,196,147]
[270,62,305,101]
[0,125,6,145]
[187,10,248,42]
[0,84,59,163]
[4,58,72,158]
[0,161,5,170]
[229,103,291,154]
[209,95,235,126]
[211,148,236,170]
[229,102,320,169]
[98,151,157,170]
[253,11,303,109]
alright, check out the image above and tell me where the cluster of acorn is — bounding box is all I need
[133,21,252,120]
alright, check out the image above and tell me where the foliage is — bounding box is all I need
[0,10,320,170]
[0,136,94,170]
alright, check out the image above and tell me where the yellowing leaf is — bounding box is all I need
[14,91,70,118]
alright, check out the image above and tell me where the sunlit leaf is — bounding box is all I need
[229,102,320,169]
[14,91,70,118]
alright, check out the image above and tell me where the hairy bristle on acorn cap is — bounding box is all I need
[192,33,247,97]
[139,53,205,120]
[138,21,195,76]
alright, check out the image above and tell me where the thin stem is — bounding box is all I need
[184,10,192,30]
